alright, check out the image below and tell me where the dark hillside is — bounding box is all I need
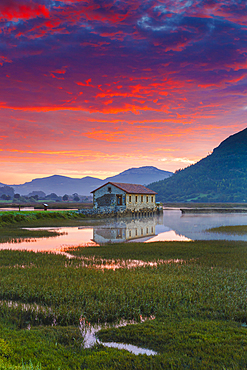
[149,128,247,203]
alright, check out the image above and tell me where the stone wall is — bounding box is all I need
[77,207,161,219]
[126,194,156,211]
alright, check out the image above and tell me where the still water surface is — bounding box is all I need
[1,209,247,252]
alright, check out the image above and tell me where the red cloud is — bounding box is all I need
[0,1,49,21]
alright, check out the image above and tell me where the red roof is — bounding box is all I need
[91,182,157,195]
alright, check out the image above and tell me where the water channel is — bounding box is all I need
[1,209,247,252]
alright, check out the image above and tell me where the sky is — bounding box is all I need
[0,0,246,184]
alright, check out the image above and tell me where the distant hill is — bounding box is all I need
[105,166,172,185]
[149,128,247,203]
[11,166,172,196]
[12,176,104,197]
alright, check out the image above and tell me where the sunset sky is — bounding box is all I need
[0,0,246,184]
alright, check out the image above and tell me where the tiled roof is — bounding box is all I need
[91,182,157,194]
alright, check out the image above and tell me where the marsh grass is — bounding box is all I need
[0,228,62,244]
[65,240,247,269]
[97,318,247,367]
[0,210,89,243]
[1,240,247,369]
[0,211,86,228]
[207,225,247,235]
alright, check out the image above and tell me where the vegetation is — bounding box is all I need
[0,211,89,243]
[149,128,247,203]
[65,240,247,269]
[207,225,247,235]
[1,239,247,368]
[97,318,247,367]
[0,211,86,228]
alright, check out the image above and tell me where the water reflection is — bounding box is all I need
[93,218,160,244]
[162,210,247,241]
[0,227,98,252]
[1,209,247,252]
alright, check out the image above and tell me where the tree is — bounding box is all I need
[14,194,20,199]
[0,186,14,199]
[63,194,69,201]
[45,193,59,200]
[73,193,80,202]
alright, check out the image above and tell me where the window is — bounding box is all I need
[141,195,143,203]
[146,196,148,203]
[146,227,149,234]
[135,229,138,236]
[151,227,154,233]
[108,186,112,193]
[129,230,131,237]
[135,195,138,203]
[129,195,132,202]
[151,196,153,202]
[141,228,143,235]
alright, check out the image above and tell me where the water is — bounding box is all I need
[0,299,157,355]
[1,209,247,252]
[79,318,157,355]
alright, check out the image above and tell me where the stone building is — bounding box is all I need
[91,182,157,213]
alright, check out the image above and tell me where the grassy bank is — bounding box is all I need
[0,211,87,227]
[0,202,93,210]
[207,225,247,235]
[1,240,247,369]
[0,211,89,242]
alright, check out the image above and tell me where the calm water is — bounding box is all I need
[1,209,247,252]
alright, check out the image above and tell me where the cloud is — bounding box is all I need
[0,0,49,22]
[0,0,246,181]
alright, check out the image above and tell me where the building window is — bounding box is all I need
[135,195,138,203]
[151,196,153,202]
[135,229,138,236]
[146,196,148,203]
[146,227,149,234]
[151,227,154,233]
[129,195,132,202]
[129,230,131,237]
[108,186,112,193]
[141,228,143,235]
[141,195,143,203]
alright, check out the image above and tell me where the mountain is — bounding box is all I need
[12,175,104,197]
[105,166,172,185]
[148,128,247,203]
[11,166,172,196]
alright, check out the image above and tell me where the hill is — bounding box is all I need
[11,166,172,196]
[149,128,247,203]
[12,175,104,197]
[105,166,172,185]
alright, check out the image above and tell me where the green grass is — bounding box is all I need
[65,239,247,269]
[98,318,247,367]
[0,210,91,243]
[1,240,247,369]
[0,211,86,228]
[207,225,247,235]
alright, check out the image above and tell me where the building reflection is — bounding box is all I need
[92,216,163,244]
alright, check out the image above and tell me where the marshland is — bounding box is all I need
[1,208,247,369]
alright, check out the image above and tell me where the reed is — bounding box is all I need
[1,240,247,369]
